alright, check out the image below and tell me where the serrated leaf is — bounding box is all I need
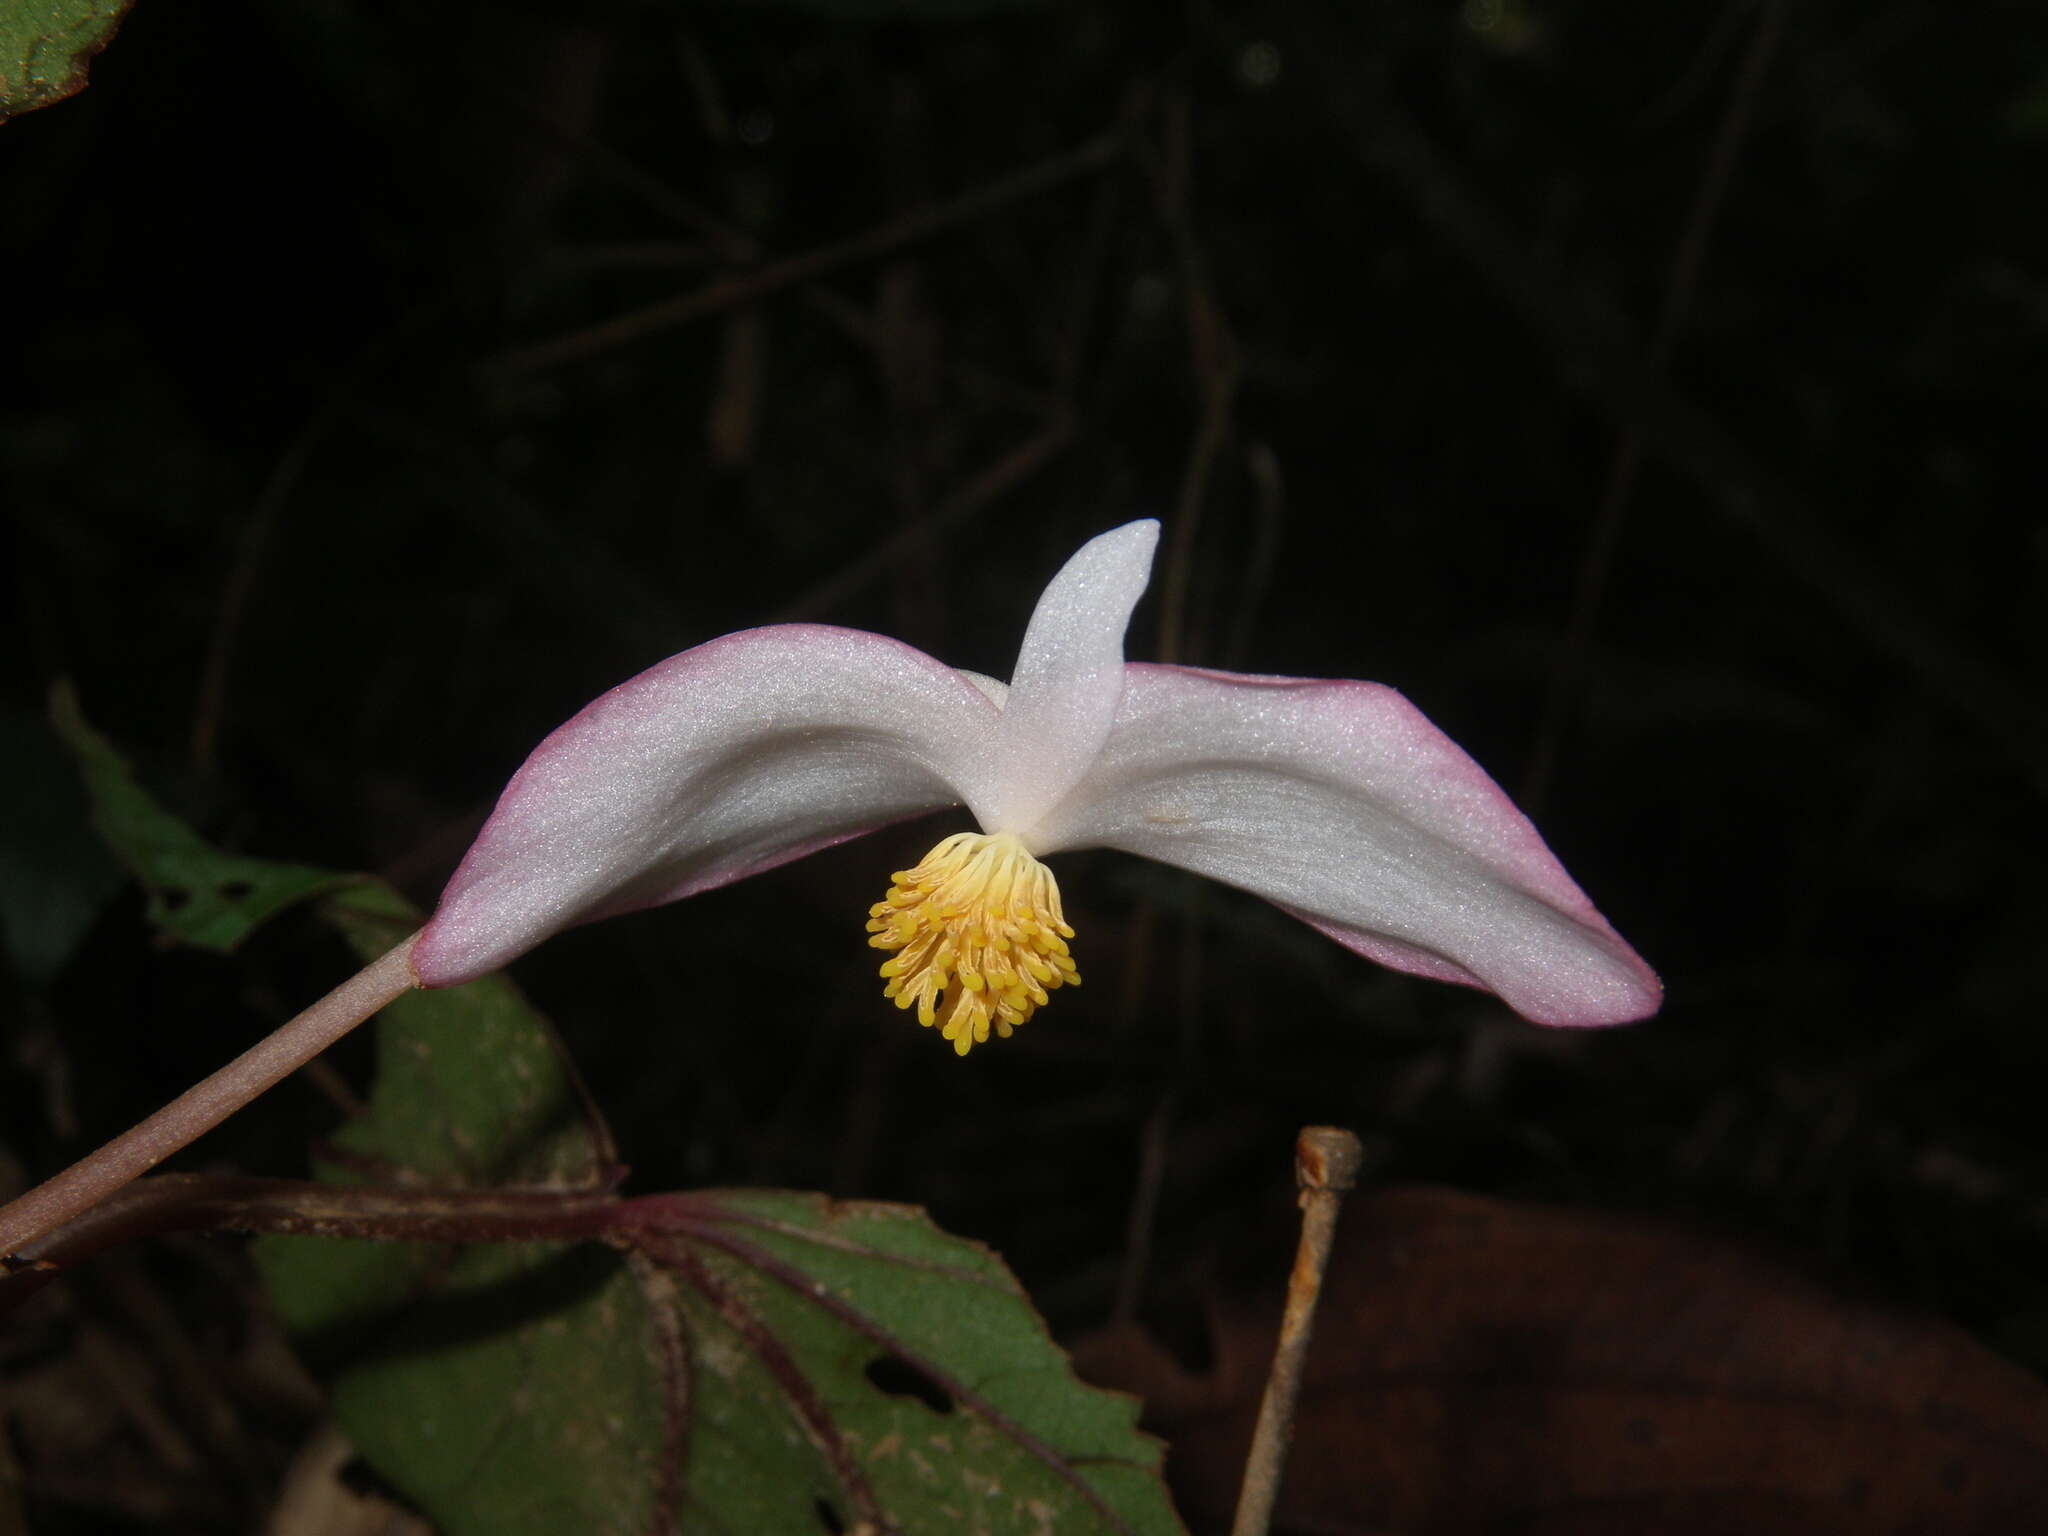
[257,910,1180,1533]
[643,1190,1183,1536]
[48,682,352,951]
[272,1188,1183,1536]
[0,0,132,120]
[257,1028,1180,1536]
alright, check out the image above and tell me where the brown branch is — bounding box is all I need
[487,132,1124,379]
[476,71,755,261]
[3,1175,627,1295]
[771,415,1076,623]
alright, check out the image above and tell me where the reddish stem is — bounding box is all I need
[0,936,421,1265]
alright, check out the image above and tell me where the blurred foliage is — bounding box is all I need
[0,707,121,985]
[3,0,2046,1528]
[47,683,351,953]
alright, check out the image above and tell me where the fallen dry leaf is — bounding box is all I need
[1074,1186,2048,1535]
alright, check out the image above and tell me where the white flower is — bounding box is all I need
[413,521,1659,1053]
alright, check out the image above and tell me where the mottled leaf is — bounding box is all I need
[258,905,1178,1534]
[637,1189,1181,1535]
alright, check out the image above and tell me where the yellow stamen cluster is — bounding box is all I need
[866,831,1080,1056]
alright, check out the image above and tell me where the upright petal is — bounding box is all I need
[971,519,1159,836]
[1026,664,1660,1027]
[413,625,1000,987]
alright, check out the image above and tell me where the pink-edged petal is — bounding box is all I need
[1025,663,1661,1027]
[412,624,1000,987]
[971,519,1159,835]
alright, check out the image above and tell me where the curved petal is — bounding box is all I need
[1027,664,1661,1027]
[413,624,1000,986]
[971,519,1158,835]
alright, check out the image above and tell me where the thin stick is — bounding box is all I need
[487,131,1121,379]
[0,936,421,1266]
[771,416,1075,623]
[1230,1126,1364,1536]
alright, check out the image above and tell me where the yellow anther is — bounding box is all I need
[864,831,1080,1056]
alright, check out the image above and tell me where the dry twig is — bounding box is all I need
[1230,1126,1364,1536]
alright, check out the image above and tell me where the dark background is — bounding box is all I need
[5,0,2046,1526]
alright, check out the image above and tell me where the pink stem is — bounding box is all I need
[0,934,421,1265]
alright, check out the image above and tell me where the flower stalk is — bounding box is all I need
[0,935,420,1266]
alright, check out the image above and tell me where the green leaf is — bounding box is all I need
[255,889,673,1536]
[317,880,612,1192]
[252,947,1180,1535]
[646,1190,1183,1535]
[258,905,1178,1533]
[271,1188,1183,1536]
[256,876,646,1518]
[311,1241,675,1535]
[0,0,132,121]
[48,682,350,952]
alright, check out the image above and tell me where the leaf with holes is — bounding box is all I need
[49,682,353,952]
[629,1189,1182,1535]
[267,1181,1184,1534]
[0,0,133,120]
